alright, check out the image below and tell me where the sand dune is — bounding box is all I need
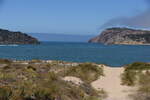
[63,76,83,85]
[91,66,135,100]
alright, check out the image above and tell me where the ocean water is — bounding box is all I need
[0,42,150,66]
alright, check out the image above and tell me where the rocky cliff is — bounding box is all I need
[0,29,39,44]
[89,27,150,45]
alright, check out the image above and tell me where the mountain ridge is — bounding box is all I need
[0,29,39,44]
[89,27,150,45]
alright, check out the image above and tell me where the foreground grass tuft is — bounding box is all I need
[121,62,150,100]
[121,62,150,86]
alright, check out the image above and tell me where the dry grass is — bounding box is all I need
[63,63,103,83]
[121,62,150,100]
[0,59,104,100]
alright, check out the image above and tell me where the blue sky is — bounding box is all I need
[0,0,148,35]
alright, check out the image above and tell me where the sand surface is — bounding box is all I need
[63,76,83,85]
[91,66,135,100]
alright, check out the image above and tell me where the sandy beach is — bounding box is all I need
[91,66,135,100]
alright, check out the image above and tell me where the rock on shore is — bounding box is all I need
[89,27,150,45]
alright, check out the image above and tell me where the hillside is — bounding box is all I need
[0,29,39,44]
[89,27,150,45]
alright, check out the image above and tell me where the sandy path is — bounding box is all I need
[91,66,134,100]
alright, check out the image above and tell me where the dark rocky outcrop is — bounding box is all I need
[89,27,150,45]
[0,29,40,44]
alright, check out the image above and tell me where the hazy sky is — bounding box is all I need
[0,0,148,35]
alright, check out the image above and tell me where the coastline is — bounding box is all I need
[109,43,150,46]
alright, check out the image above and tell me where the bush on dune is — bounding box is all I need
[121,62,150,100]
[0,59,12,64]
[130,72,150,100]
[125,62,150,70]
[121,70,137,86]
[121,62,150,86]
[0,86,12,100]
[64,63,103,83]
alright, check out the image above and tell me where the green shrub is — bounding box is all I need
[130,72,150,100]
[0,86,12,100]
[48,72,58,81]
[121,62,150,86]
[27,66,36,71]
[121,70,137,86]
[138,73,150,94]
[64,63,103,83]
[122,62,150,99]
[125,62,150,70]
[0,59,11,64]
[3,66,11,70]
[34,88,52,100]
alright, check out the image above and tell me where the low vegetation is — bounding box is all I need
[129,71,150,100]
[121,62,150,100]
[125,62,150,70]
[121,62,150,86]
[63,63,104,83]
[0,59,104,100]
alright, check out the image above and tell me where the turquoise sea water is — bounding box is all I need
[0,42,150,66]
